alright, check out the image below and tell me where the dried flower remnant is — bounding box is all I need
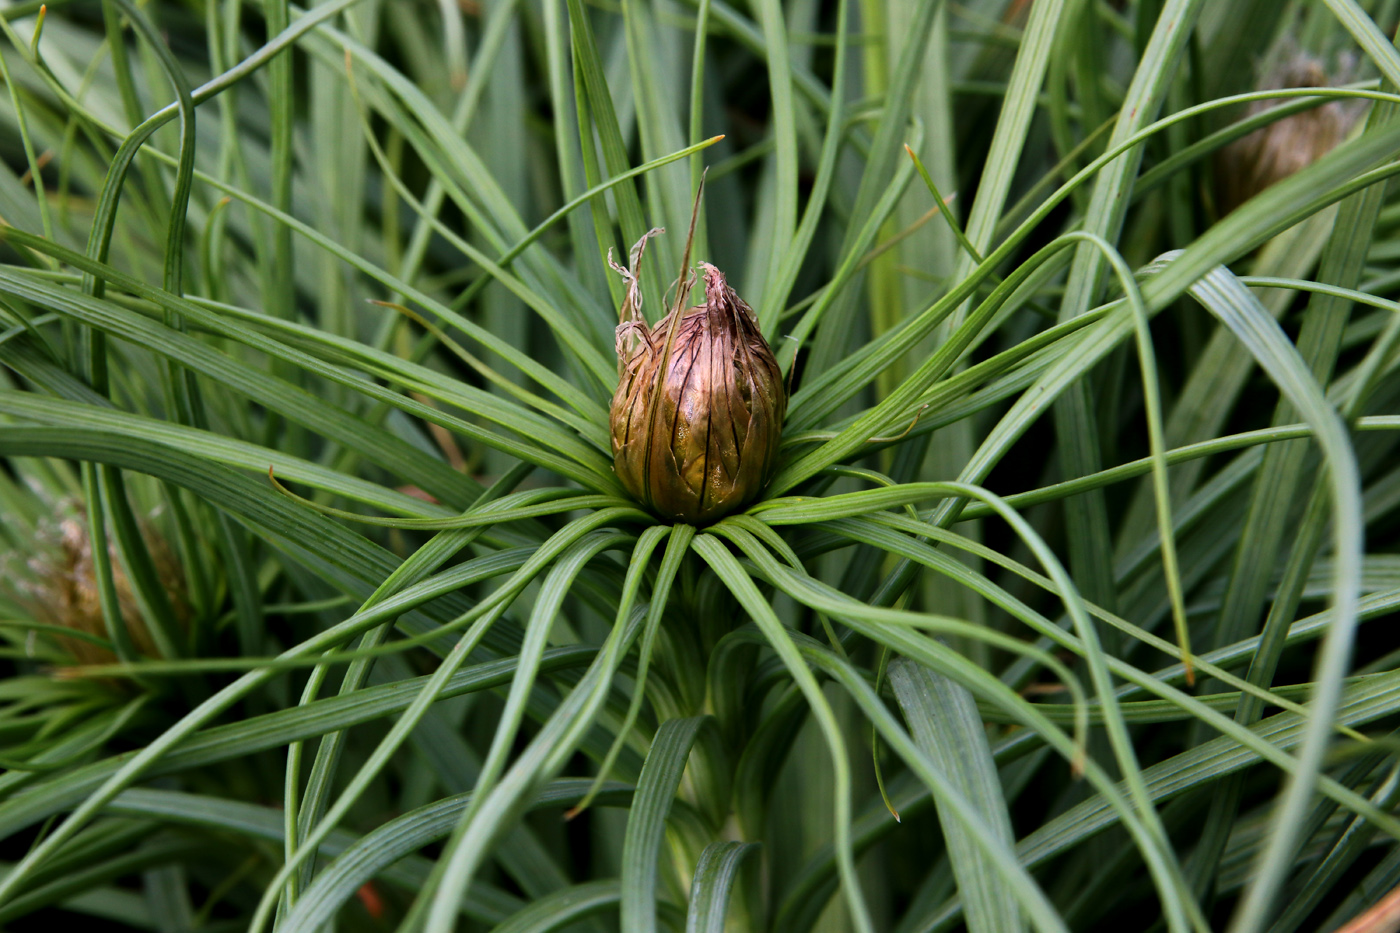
[609,232,786,525]
[1,505,188,666]
[1217,50,1363,214]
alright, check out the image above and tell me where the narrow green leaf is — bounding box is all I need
[693,533,876,933]
[488,880,623,933]
[685,841,757,933]
[621,715,707,933]
[889,659,1025,933]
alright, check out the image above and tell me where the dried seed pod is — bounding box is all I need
[609,233,786,525]
[1,503,188,667]
[1217,49,1362,214]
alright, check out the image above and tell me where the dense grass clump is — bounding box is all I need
[1,0,1400,930]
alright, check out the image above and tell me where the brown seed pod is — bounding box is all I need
[1,503,188,667]
[609,232,786,525]
[1217,49,1362,215]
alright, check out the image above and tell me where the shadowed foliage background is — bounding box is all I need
[1,0,1400,931]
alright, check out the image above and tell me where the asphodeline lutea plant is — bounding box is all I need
[4,2,1400,933]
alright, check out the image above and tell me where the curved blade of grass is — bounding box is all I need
[949,417,1400,521]
[785,87,1400,440]
[275,781,631,929]
[0,256,506,499]
[790,637,1067,933]
[564,0,658,315]
[694,532,877,933]
[0,425,533,661]
[1190,90,1396,899]
[823,512,1400,837]
[0,249,611,491]
[889,658,1025,933]
[0,390,447,516]
[621,715,708,933]
[409,528,670,933]
[1182,263,1364,933]
[569,523,695,819]
[487,880,624,933]
[0,485,633,901]
[72,0,206,672]
[848,513,1365,738]
[685,841,757,933]
[282,461,537,904]
[249,518,640,933]
[1049,0,1203,615]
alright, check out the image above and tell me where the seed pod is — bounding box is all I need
[609,233,786,525]
[1217,49,1361,214]
[1,503,188,667]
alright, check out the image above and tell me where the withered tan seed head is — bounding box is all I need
[0,504,187,667]
[609,232,785,525]
[1217,50,1362,214]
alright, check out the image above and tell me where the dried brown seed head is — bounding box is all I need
[1,502,188,666]
[609,237,785,525]
[1217,49,1363,214]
